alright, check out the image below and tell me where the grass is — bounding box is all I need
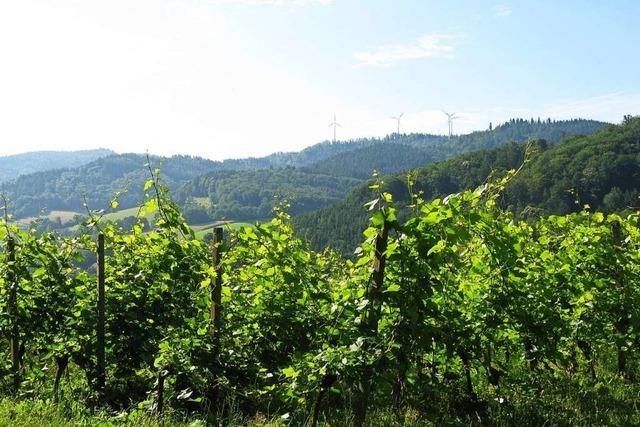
[194,221,255,239]
[2,372,640,427]
[192,197,212,209]
[190,221,229,232]
[16,210,81,227]
[100,207,257,239]
[15,205,261,240]
[0,399,422,427]
[0,399,193,427]
[102,207,152,222]
[0,399,293,426]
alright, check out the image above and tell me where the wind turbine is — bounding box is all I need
[442,111,458,139]
[328,113,341,142]
[390,113,404,136]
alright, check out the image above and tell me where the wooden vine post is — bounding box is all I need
[210,227,224,340]
[354,221,390,426]
[611,220,629,377]
[7,237,20,393]
[208,227,224,409]
[96,233,106,396]
[156,370,165,416]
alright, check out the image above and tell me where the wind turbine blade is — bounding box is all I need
[399,113,404,118]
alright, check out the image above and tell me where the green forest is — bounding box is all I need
[295,117,640,255]
[175,168,359,222]
[0,117,638,425]
[0,118,605,230]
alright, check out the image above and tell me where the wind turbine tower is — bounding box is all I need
[391,113,404,136]
[329,113,341,143]
[442,111,458,139]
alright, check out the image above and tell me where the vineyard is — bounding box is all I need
[1,164,640,426]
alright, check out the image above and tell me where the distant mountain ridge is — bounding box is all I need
[173,118,606,223]
[303,118,606,179]
[293,117,640,255]
[0,118,608,221]
[0,149,115,183]
[1,153,219,218]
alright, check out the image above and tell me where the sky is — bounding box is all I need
[0,0,639,159]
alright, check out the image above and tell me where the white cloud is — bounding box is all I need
[494,4,512,17]
[353,33,463,67]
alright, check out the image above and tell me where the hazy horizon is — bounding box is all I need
[1,1,638,160]
[0,115,613,161]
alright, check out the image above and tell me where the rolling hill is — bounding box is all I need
[303,118,605,179]
[0,118,607,224]
[174,118,606,223]
[0,149,114,183]
[175,168,360,222]
[293,117,640,255]
[0,154,220,218]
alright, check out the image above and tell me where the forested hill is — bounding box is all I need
[0,149,114,183]
[304,118,606,179]
[0,154,219,218]
[174,118,606,223]
[304,143,436,179]
[174,169,359,222]
[225,118,604,177]
[293,116,640,255]
[0,118,607,221]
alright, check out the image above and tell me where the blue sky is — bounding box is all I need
[0,0,638,159]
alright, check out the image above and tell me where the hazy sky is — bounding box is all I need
[1,0,639,159]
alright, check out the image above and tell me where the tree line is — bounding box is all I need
[294,117,640,255]
[1,119,605,225]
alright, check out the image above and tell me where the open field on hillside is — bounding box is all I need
[194,221,255,239]
[16,210,81,226]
